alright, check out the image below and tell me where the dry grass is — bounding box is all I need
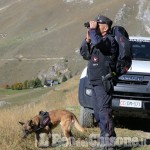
[0,75,84,150]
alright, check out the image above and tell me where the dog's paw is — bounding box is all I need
[65,142,72,147]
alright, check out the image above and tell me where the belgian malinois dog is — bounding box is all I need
[19,109,85,148]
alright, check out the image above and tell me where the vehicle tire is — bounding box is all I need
[79,106,94,128]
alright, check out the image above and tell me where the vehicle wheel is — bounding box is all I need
[79,106,94,128]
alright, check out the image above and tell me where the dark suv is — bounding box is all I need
[78,36,150,127]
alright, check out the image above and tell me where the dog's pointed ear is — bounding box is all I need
[19,122,25,126]
[29,120,33,126]
[39,110,44,115]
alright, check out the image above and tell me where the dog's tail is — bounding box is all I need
[72,115,85,132]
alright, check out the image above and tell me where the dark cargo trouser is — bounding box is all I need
[92,84,116,147]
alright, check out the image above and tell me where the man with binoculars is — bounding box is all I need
[80,15,119,150]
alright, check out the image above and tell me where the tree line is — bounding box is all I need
[5,78,42,90]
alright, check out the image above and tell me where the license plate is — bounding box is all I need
[119,99,142,108]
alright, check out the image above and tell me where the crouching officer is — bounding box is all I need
[80,15,119,150]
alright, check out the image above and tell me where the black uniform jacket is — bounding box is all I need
[80,32,118,85]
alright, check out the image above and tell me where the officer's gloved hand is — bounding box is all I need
[102,72,117,81]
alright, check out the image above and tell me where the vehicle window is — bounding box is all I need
[131,41,150,60]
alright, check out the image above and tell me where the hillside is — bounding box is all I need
[0,0,150,84]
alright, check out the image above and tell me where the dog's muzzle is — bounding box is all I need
[22,129,30,139]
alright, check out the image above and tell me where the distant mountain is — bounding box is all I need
[0,0,149,84]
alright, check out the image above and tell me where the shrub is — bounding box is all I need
[62,75,67,82]
[11,83,23,90]
[28,80,35,88]
[23,80,29,89]
[34,78,43,88]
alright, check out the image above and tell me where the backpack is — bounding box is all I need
[111,26,132,76]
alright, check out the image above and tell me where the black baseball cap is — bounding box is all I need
[96,15,113,27]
